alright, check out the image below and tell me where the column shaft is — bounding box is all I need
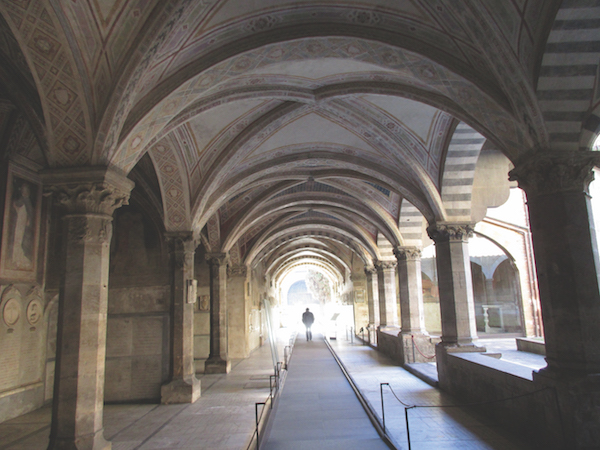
[428,224,478,346]
[161,233,200,404]
[227,265,249,359]
[395,247,425,334]
[509,152,600,449]
[44,168,134,450]
[364,267,379,324]
[364,267,379,344]
[510,154,600,374]
[376,261,398,328]
[205,253,230,373]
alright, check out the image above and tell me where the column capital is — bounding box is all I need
[375,260,397,270]
[364,266,377,276]
[43,166,134,216]
[166,232,196,268]
[165,231,196,249]
[427,223,474,243]
[227,264,248,278]
[393,246,422,261]
[508,150,600,196]
[205,252,228,267]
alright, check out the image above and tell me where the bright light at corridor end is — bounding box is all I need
[275,265,354,340]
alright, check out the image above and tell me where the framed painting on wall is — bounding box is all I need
[0,164,42,281]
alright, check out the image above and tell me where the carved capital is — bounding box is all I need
[393,246,422,261]
[508,151,600,196]
[43,167,134,216]
[427,223,474,243]
[166,232,196,268]
[375,260,397,270]
[205,252,228,267]
[227,265,248,278]
[364,266,377,277]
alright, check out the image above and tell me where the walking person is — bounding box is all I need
[302,308,314,341]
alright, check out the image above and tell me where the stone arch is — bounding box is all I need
[110,35,531,173]
[148,139,192,232]
[536,2,600,151]
[440,122,487,222]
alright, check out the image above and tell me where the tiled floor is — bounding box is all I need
[0,332,539,450]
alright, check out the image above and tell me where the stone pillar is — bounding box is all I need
[204,253,231,373]
[161,233,200,404]
[364,266,379,344]
[44,167,134,450]
[394,247,435,363]
[510,152,600,448]
[376,260,398,328]
[227,265,248,359]
[427,223,480,347]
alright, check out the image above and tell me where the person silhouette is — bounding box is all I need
[302,308,314,341]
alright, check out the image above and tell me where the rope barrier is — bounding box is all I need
[410,334,436,360]
[380,383,561,450]
[385,382,553,409]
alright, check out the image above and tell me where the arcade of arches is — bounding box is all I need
[0,1,599,449]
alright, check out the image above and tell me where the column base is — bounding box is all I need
[533,368,600,449]
[48,429,111,450]
[160,377,201,404]
[204,357,231,374]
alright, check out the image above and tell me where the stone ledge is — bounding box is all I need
[516,337,546,356]
[449,352,534,381]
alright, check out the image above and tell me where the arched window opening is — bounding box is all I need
[469,235,524,336]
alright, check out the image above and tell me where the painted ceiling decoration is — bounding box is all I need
[3,0,593,284]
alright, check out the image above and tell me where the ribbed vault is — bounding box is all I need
[3,0,590,291]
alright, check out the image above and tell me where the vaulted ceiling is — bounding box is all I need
[3,0,598,282]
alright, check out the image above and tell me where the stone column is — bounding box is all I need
[205,253,231,373]
[394,247,435,363]
[510,152,600,375]
[227,265,249,359]
[364,266,379,343]
[161,233,201,404]
[509,152,600,449]
[376,260,398,328]
[427,224,479,347]
[44,167,134,450]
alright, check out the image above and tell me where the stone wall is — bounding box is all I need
[105,205,170,402]
[0,284,48,422]
[0,163,51,423]
[105,287,170,402]
[437,349,563,449]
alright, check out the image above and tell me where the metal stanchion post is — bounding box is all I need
[380,383,388,433]
[255,402,265,449]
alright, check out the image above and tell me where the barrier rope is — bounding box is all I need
[411,334,436,360]
[381,383,565,450]
[385,383,553,409]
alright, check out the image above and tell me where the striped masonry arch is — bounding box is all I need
[537,1,600,151]
[440,122,487,222]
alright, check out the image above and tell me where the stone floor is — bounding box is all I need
[262,333,390,450]
[0,341,279,450]
[0,333,542,450]
[329,336,536,450]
